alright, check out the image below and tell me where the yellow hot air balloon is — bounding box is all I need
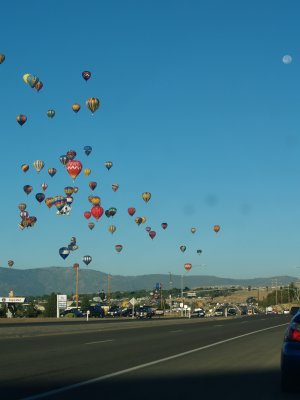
[84,168,91,176]
[23,73,30,84]
[90,196,101,206]
[108,225,116,234]
[142,192,151,203]
[141,216,147,224]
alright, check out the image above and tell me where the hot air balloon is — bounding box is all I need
[184,263,192,271]
[59,155,68,166]
[135,217,143,226]
[149,230,156,239]
[82,71,91,81]
[104,161,113,170]
[88,222,95,230]
[33,160,44,173]
[34,81,43,92]
[89,181,97,191]
[47,109,55,118]
[108,207,117,217]
[191,227,196,234]
[16,114,27,126]
[23,73,30,84]
[90,196,101,206]
[20,210,29,219]
[86,97,100,113]
[72,103,81,113]
[84,211,91,219]
[141,216,146,224]
[146,226,151,232]
[0,54,5,64]
[213,225,220,233]
[64,186,74,196]
[82,255,92,265]
[105,210,111,218]
[48,167,57,177]
[18,203,27,211]
[84,145,92,156]
[21,164,29,172]
[41,183,48,191]
[161,223,168,230]
[73,187,79,193]
[142,192,151,203]
[53,196,67,211]
[7,260,14,268]
[112,183,119,192]
[91,205,104,220]
[66,196,73,206]
[84,168,91,176]
[45,197,53,208]
[128,207,136,216]
[180,245,186,253]
[66,160,82,180]
[35,193,45,203]
[66,150,77,160]
[108,225,116,234]
[197,249,202,254]
[115,244,123,253]
[23,185,33,195]
[59,247,70,260]
[26,75,39,88]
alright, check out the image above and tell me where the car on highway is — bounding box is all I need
[87,305,105,318]
[121,307,134,317]
[135,306,154,319]
[281,310,300,391]
[214,307,224,317]
[107,305,122,317]
[60,308,84,318]
[191,309,205,318]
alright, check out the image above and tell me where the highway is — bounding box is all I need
[0,315,298,399]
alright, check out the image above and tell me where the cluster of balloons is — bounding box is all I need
[18,202,37,230]
[23,73,43,91]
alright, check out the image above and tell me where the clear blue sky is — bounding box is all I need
[1,0,300,279]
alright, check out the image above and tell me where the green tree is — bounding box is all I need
[80,295,91,311]
[43,293,57,317]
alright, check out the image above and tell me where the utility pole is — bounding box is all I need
[73,263,79,308]
[107,273,111,304]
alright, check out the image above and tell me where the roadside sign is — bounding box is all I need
[57,294,67,318]
[129,297,137,305]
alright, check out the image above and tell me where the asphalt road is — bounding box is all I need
[0,315,298,400]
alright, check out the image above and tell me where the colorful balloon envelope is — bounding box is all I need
[141,216,146,224]
[16,114,27,126]
[84,168,91,176]
[66,150,77,160]
[45,197,53,208]
[104,161,113,170]
[142,192,151,203]
[149,230,156,239]
[135,217,143,226]
[64,186,74,196]
[41,183,48,191]
[128,207,136,216]
[59,247,70,260]
[109,207,117,217]
[0,54,5,64]
[146,226,151,232]
[115,244,123,253]
[21,164,29,172]
[82,255,92,265]
[83,145,92,156]
[108,224,116,234]
[53,196,66,211]
[26,74,39,88]
[112,183,119,192]
[89,181,97,191]
[214,225,220,233]
[180,245,186,253]
[47,109,55,118]
[35,192,45,203]
[91,205,104,220]
[191,227,196,234]
[20,210,29,219]
[90,196,101,206]
[23,73,30,84]
[7,260,14,268]
[59,155,68,166]
[82,71,91,81]
[184,263,192,271]
[161,222,168,230]
[66,160,82,180]
[48,167,57,177]
[88,222,95,230]
[34,81,43,92]
[23,185,33,195]
[18,203,27,211]
[33,160,45,173]
[86,97,100,113]
[72,103,81,113]
[84,211,91,219]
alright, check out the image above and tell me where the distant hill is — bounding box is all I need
[0,266,297,296]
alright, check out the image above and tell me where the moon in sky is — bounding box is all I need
[282,55,292,64]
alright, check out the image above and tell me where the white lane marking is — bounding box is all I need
[169,330,183,333]
[85,339,114,345]
[21,322,288,400]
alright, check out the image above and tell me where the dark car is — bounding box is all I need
[60,308,84,318]
[107,306,122,317]
[121,308,134,317]
[135,306,153,319]
[227,308,237,316]
[87,305,105,318]
[191,309,205,318]
[281,310,300,391]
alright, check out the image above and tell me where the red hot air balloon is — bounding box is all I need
[16,114,27,126]
[66,150,77,160]
[149,231,156,239]
[23,185,33,195]
[89,181,97,191]
[84,211,91,219]
[115,244,123,253]
[128,207,136,216]
[184,263,192,271]
[91,205,104,221]
[66,160,82,181]
[41,183,48,191]
[161,223,168,230]
[82,71,91,81]
[214,225,221,233]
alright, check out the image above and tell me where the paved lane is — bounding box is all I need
[0,315,297,399]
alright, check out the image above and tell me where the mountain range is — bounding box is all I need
[0,267,298,296]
